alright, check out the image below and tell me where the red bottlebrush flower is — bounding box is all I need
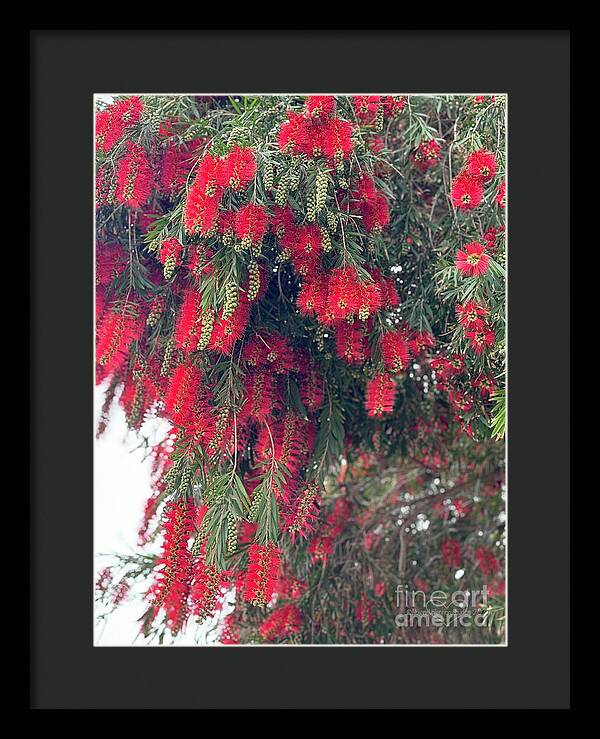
[158,237,183,279]
[381,331,411,373]
[451,172,484,210]
[353,95,382,124]
[296,274,327,319]
[259,604,302,641]
[271,204,296,240]
[411,139,441,172]
[374,581,386,597]
[147,499,196,627]
[278,111,306,154]
[456,300,490,329]
[382,95,407,116]
[240,368,278,422]
[335,322,370,365]
[362,193,390,233]
[472,372,497,399]
[327,267,362,320]
[441,539,462,568]
[242,331,296,373]
[409,330,435,356]
[482,226,505,253]
[448,390,473,413]
[234,203,269,247]
[430,353,465,388]
[183,178,221,236]
[217,146,256,191]
[466,150,497,182]
[286,482,321,541]
[289,224,323,276]
[96,96,144,153]
[356,278,383,319]
[475,547,500,578]
[163,363,203,425]
[352,174,390,233]
[96,307,142,375]
[367,267,400,309]
[465,324,495,354]
[217,209,236,244]
[298,362,325,411]
[365,373,397,416]
[321,117,354,163]
[255,412,314,497]
[306,95,336,118]
[115,142,154,208]
[244,543,281,607]
[496,180,506,208]
[207,295,250,355]
[174,288,211,353]
[190,557,222,621]
[194,152,221,196]
[455,242,490,277]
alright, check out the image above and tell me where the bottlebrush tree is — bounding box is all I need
[95,94,506,645]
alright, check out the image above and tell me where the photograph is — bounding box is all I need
[94,92,507,646]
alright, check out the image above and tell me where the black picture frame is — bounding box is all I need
[30,30,570,710]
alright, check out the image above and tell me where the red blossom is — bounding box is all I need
[158,237,183,268]
[163,364,203,426]
[244,543,281,607]
[451,173,484,210]
[183,183,221,236]
[207,296,250,355]
[259,604,302,641]
[409,330,436,356]
[456,300,490,329]
[472,372,497,399]
[365,373,397,416]
[305,95,336,118]
[296,274,327,319]
[456,242,490,277]
[465,325,495,354]
[335,323,370,365]
[496,180,506,208]
[96,307,143,376]
[381,330,412,373]
[217,146,256,191]
[115,142,154,208]
[465,150,497,182]
[240,368,278,422]
[234,203,269,245]
[412,139,441,172]
[96,96,144,153]
[174,288,211,352]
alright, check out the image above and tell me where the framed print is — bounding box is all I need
[31,30,570,710]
